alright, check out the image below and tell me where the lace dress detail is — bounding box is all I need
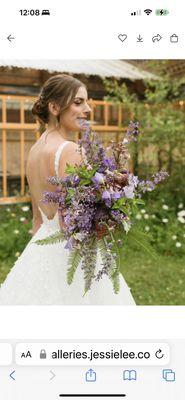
[0,141,136,305]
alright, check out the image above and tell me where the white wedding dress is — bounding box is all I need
[0,142,136,305]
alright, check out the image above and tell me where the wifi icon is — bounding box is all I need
[144,9,152,15]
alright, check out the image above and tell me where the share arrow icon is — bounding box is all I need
[152,34,162,42]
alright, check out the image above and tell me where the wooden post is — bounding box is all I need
[89,99,94,124]
[20,101,25,196]
[2,99,7,197]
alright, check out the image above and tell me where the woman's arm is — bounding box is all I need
[58,142,85,177]
[30,193,42,235]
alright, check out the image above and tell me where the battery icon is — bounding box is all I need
[156,9,169,16]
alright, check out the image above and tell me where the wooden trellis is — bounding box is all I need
[0,95,127,204]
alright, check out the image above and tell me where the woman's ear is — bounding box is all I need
[48,102,60,117]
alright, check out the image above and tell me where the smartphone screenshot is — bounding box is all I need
[0,0,184,398]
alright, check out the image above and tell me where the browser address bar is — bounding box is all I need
[15,342,170,366]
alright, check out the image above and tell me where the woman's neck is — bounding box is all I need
[46,122,68,139]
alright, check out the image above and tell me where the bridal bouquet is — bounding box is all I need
[36,120,168,294]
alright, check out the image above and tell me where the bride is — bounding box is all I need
[0,74,136,305]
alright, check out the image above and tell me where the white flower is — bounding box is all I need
[145,226,150,232]
[172,235,177,240]
[141,209,146,214]
[162,204,169,210]
[135,213,142,220]
[15,252,20,257]
[178,217,185,224]
[183,234,185,238]
[144,214,149,219]
[21,206,29,212]
[74,233,85,241]
[6,208,11,212]
[178,203,183,209]
[177,210,185,217]
[176,242,182,248]
[152,214,156,219]
[13,229,19,234]
[162,218,168,223]
[177,210,185,224]
[20,217,26,222]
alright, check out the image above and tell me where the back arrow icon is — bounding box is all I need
[10,370,15,380]
[7,34,15,42]
[49,370,55,381]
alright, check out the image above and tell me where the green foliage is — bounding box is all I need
[104,61,185,204]
[125,227,158,260]
[67,248,83,284]
[35,231,65,246]
[133,199,185,257]
[0,203,32,263]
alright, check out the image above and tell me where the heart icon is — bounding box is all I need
[118,34,127,42]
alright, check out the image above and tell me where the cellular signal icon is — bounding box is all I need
[131,10,141,16]
[144,9,152,15]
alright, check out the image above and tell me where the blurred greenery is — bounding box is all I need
[0,204,32,283]
[104,60,185,204]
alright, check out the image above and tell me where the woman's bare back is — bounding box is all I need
[26,131,81,222]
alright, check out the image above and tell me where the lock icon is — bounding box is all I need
[40,349,47,359]
[170,34,178,43]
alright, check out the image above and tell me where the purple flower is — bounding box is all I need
[102,190,112,207]
[126,121,140,142]
[72,175,80,186]
[124,185,135,199]
[100,157,116,172]
[128,174,139,188]
[64,237,76,250]
[138,180,155,193]
[42,191,61,204]
[111,191,122,200]
[111,210,127,223]
[92,172,105,184]
[152,170,169,184]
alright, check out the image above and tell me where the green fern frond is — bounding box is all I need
[110,269,120,294]
[98,237,108,264]
[98,235,120,294]
[126,228,158,259]
[35,231,65,246]
[67,248,83,284]
[83,238,98,294]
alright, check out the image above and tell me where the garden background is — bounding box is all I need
[0,60,185,304]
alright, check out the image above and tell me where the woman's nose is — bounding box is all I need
[84,103,92,113]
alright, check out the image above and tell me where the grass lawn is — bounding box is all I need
[121,250,185,305]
